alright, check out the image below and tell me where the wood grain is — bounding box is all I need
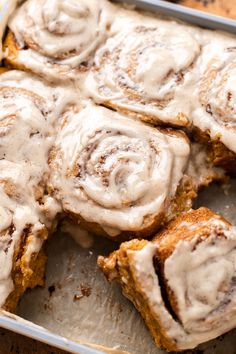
[177,0,236,19]
[0,328,69,354]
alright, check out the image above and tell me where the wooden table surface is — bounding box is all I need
[0,328,69,354]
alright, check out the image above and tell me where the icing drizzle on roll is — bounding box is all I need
[165,223,236,334]
[131,228,236,350]
[49,104,190,236]
[192,40,236,153]
[102,208,236,351]
[8,0,113,80]
[0,70,77,307]
[85,22,200,126]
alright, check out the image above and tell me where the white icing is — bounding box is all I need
[192,41,236,153]
[0,70,77,306]
[85,18,200,126]
[5,0,236,153]
[8,0,114,81]
[83,7,236,151]
[129,218,236,350]
[0,0,235,326]
[6,0,236,153]
[50,104,190,236]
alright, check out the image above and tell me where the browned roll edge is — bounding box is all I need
[98,207,232,351]
[193,127,236,176]
[3,227,48,312]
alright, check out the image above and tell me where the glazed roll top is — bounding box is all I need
[85,13,200,126]
[0,0,18,61]
[0,86,52,167]
[6,0,113,81]
[0,70,76,178]
[192,37,236,154]
[49,104,190,238]
[98,208,236,351]
[0,70,76,309]
[156,208,236,343]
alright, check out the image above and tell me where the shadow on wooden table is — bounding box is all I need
[0,328,69,354]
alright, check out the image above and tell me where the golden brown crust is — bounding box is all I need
[177,0,236,19]
[193,127,236,176]
[95,101,189,129]
[3,228,48,312]
[68,211,165,242]
[3,30,95,82]
[98,239,179,351]
[0,67,10,74]
[66,175,198,242]
[3,32,26,72]
[65,162,220,241]
[155,206,229,255]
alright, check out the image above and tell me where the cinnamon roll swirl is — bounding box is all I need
[192,44,236,174]
[0,70,75,310]
[49,104,195,239]
[85,22,200,126]
[4,0,112,81]
[98,207,236,351]
[0,70,77,171]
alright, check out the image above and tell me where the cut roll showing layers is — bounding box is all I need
[192,43,236,174]
[4,0,113,81]
[85,18,200,126]
[98,208,236,351]
[49,103,197,239]
[0,70,74,311]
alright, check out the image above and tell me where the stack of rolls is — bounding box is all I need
[0,0,236,351]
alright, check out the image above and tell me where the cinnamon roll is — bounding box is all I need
[49,104,196,239]
[0,160,48,312]
[85,21,200,126]
[192,42,236,174]
[4,0,113,81]
[98,207,236,351]
[0,70,75,310]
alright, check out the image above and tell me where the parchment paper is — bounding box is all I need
[17,180,236,354]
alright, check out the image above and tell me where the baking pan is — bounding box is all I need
[114,0,236,33]
[0,311,104,354]
[0,1,236,354]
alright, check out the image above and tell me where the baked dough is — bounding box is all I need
[0,69,75,310]
[49,103,195,239]
[4,0,114,81]
[98,208,236,351]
